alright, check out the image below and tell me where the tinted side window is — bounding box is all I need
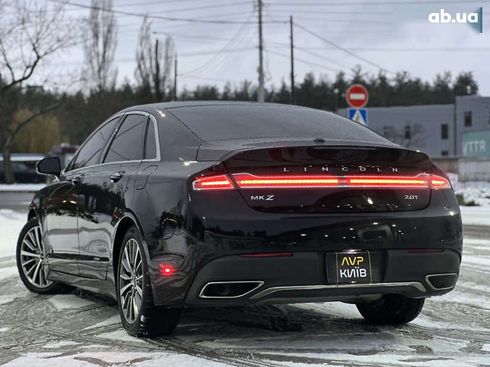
[145,119,157,160]
[105,114,147,163]
[71,117,119,170]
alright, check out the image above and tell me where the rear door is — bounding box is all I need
[77,113,150,279]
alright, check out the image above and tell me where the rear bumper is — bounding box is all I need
[181,249,460,306]
[147,189,462,306]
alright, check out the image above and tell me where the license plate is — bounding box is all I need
[336,251,372,284]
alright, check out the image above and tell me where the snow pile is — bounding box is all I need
[448,175,490,207]
[0,209,26,258]
[455,187,490,207]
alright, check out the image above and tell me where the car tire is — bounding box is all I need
[16,218,69,294]
[356,294,425,325]
[117,225,181,337]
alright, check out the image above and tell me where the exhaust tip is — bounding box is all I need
[199,281,264,299]
[425,273,458,291]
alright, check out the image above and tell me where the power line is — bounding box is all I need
[294,46,356,70]
[268,49,340,73]
[116,0,243,7]
[266,9,392,15]
[268,0,482,6]
[180,47,256,57]
[292,46,490,52]
[274,16,392,24]
[151,32,236,42]
[150,1,251,14]
[181,15,255,75]
[47,0,287,24]
[295,23,392,73]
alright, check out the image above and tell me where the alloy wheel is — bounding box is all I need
[20,225,52,288]
[119,238,143,324]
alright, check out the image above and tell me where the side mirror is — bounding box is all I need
[36,157,61,177]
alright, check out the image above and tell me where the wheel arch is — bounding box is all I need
[28,209,37,220]
[112,211,147,277]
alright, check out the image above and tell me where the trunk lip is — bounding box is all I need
[197,139,401,162]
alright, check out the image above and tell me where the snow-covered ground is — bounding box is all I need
[0,210,26,258]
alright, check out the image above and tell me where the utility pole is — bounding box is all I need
[173,54,178,100]
[257,0,265,103]
[289,15,295,104]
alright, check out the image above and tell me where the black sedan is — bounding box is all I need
[16,102,462,337]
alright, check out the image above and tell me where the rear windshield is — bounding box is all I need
[168,104,388,144]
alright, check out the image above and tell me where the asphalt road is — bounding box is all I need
[0,196,489,366]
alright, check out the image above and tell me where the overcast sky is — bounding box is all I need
[39,0,490,96]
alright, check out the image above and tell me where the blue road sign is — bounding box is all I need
[347,108,368,125]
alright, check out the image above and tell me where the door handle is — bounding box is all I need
[110,171,125,182]
[71,175,83,184]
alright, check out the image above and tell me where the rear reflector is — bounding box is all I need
[159,263,176,277]
[192,173,451,191]
[192,174,235,191]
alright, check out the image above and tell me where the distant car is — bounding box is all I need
[17,102,462,337]
[0,153,47,183]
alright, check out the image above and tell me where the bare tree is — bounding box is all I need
[0,1,77,184]
[135,16,175,102]
[84,0,118,93]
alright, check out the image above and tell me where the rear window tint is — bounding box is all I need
[168,104,387,144]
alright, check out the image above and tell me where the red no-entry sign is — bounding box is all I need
[346,84,369,108]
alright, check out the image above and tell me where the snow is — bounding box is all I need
[3,352,230,367]
[0,266,18,281]
[0,184,46,192]
[460,206,490,226]
[83,314,121,330]
[0,295,17,306]
[0,209,26,258]
[97,330,147,344]
[42,341,80,349]
[48,294,96,310]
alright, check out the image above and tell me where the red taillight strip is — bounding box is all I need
[234,174,340,188]
[231,173,451,190]
[192,173,451,191]
[192,174,235,191]
[430,177,451,189]
[346,176,428,188]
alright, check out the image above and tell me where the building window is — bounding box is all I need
[464,111,472,127]
[441,124,449,140]
[441,150,449,156]
[382,126,391,137]
[404,125,411,140]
